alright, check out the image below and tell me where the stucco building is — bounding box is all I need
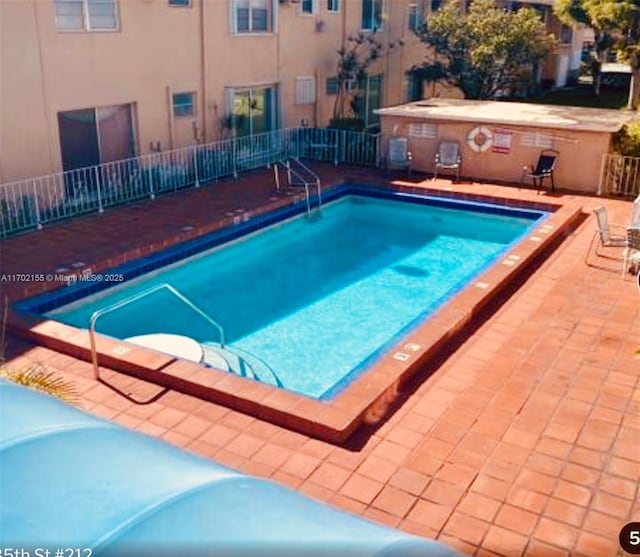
[1,0,584,184]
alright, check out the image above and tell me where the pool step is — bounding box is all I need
[201,342,282,387]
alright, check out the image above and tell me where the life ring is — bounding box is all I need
[467,126,493,153]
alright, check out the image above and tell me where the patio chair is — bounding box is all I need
[525,149,559,193]
[623,227,640,277]
[386,136,412,176]
[586,206,628,266]
[433,140,461,182]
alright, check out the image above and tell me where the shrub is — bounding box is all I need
[328,117,365,131]
[612,119,640,156]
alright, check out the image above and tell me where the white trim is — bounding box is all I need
[54,0,120,32]
[299,0,318,15]
[360,0,385,31]
[230,0,276,34]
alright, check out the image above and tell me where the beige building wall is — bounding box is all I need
[1,0,429,184]
[380,116,611,193]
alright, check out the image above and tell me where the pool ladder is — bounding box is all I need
[88,283,225,381]
[88,283,282,387]
[274,158,322,217]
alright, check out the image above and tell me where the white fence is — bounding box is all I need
[0,128,381,237]
[599,153,640,197]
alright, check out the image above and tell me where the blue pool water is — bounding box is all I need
[48,194,545,398]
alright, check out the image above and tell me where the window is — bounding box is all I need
[409,123,436,139]
[229,85,278,136]
[326,77,339,95]
[560,24,573,43]
[168,0,191,5]
[172,92,195,117]
[405,71,422,101]
[354,74,382,128]
[429,0,442,13]
[233,0,273,33]
[361,0,383,31]
[327,0,339,12]
[54,0,118,31]
[295,77,316,104]
[408,2,424,31]
[521,132,553,149]
[58,104,135,167]
[301,0,316,14]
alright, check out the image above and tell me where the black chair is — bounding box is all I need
[525,149,559,193]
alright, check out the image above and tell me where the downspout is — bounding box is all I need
[32,0,56,173]
[167,85,175,149]
[200,0,208,141]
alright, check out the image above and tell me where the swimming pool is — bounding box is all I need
[46,192,546,399]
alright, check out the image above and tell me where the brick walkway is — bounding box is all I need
[2,167,638,557]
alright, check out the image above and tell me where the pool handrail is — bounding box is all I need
[89,283,225,380]
[274,158,322,216]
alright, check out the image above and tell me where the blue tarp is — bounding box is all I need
[0,380,461,556]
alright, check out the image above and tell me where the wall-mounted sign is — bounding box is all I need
[492,129,513,154]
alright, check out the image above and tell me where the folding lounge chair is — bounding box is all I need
[433,140,461,182]
[525,149,559,193]
[586,206,629,269]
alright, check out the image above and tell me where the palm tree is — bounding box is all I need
[0,365,80,405]
[0,298,79,404]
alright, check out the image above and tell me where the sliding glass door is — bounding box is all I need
[231,86,277,137]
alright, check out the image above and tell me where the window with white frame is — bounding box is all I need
[295,77,316,104]
[172,92,196,117]
[301,0,317,14]
[54,0,118,31]
[361,0,384,31]
[233,0,273,33]
[520,132,553,149]
[407,1,425,31]
[409,123,437,138]
[168,0,191,6]
[327,0,339,12]
[326,76,339,95]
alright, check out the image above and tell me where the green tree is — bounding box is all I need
[554,0,639,107]
[413,0,555,100]
[331,32,402,128]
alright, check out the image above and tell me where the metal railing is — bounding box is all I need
[0,128,382,238]
[598,153,640,197]
[88,283,225,381]
[274,158,322,216]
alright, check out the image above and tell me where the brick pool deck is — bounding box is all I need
[2,165,638,556]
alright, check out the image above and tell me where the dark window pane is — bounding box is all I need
[236,7,249,31]
[252,8,268,31]
[55,0,84,29]
[173,92,194,116]
[326,77,339,95]
[87,0,117,29]
[361,0,373,29]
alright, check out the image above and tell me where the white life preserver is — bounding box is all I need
[467,126,493,153]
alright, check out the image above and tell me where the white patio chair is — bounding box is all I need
[433,140,461,182]
[386,136,412,176]
[593,206,627,251]
[623,227,640,277]
[586,206,629,272]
